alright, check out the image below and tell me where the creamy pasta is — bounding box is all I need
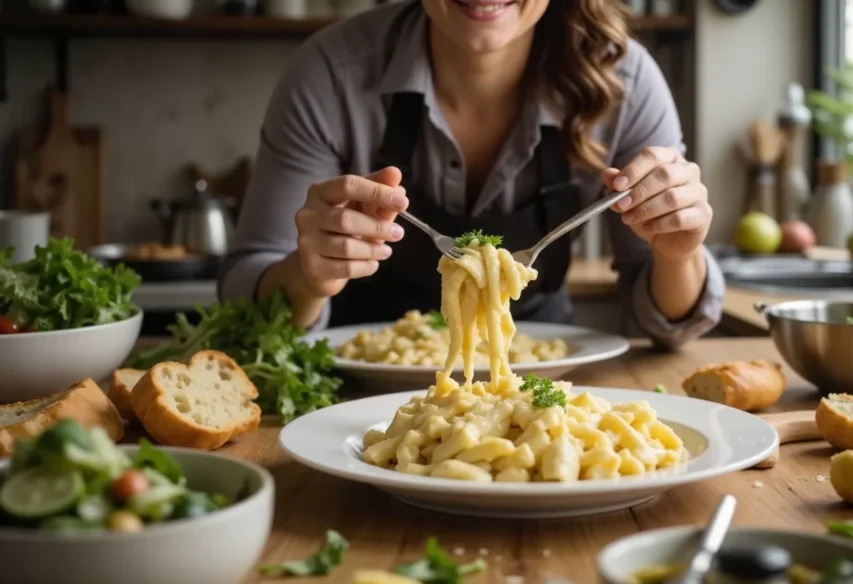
[361,237,688,483]
[336,310,572,367]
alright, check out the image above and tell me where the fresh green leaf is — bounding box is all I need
[653,384,667,393]
[519,373,567,409]
[259,529,349,577]
[454,230,503,248]
[0,237,140,331]
[828,520,853,539]
[818,558,853,584]
[394,537,486,583]
[133,438,183,484]
[125,289,342,424]
[426,310,447,330]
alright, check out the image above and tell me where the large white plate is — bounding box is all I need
[279,387,779,519]
[304,322,630,391]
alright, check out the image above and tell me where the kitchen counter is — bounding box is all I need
[188,337,847,584]
[566,258,802,336]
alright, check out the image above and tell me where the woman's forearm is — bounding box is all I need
[649,249,707,321]
[258,251,328,328]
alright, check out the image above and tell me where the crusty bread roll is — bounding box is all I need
[108,368,146,422]
[0,378,124,456]
[131,350,261,450]
[815,393,853,451]
[681,359,785,411]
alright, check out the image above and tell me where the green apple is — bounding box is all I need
[734,212,782,254]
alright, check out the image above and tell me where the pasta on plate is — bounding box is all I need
[336,309,573,367]
[361,235,688,483]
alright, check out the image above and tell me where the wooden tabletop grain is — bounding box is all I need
[203,337,852,584]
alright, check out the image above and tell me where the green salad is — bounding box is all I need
[0,419,235,533]
[0,237,140,334]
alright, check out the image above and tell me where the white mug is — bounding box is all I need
[0,211,51,264]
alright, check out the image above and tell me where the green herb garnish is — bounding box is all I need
[653,384,667,393]
[126,289,342,424]
[454,230,503,248]
[394,537,486,583]
[828,520,853,539]
[259,530,349,577]
[519,373,567,409]
[426,310,447,330]
[0,237,140,331]
[133,438,183,484]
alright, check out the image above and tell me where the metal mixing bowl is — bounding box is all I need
[754,300,853,393]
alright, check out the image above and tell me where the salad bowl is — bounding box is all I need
[0,442,275,584]
[0,310,144,403]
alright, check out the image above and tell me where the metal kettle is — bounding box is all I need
[151,180,236,256]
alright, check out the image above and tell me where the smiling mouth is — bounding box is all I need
[451,0,519,17]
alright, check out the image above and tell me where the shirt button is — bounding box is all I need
[449,160,460,170]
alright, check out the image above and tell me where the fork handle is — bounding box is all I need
[398,210,437,238]
[528,189,631,263]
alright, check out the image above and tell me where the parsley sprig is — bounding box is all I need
[426,310,447,330]
[454,229,503,248]
[259,530,348,577]
[520,373,567,409]
[394,537,486,583]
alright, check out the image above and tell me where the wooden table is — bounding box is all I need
[213,338,852,584]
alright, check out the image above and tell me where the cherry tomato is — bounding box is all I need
[0,317,18,335]
[107,510,144,533]
[111,470,150,503]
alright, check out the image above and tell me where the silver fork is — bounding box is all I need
[397,211,463,260]
[511,189,631,268]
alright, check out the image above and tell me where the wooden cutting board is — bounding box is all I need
[754,410,823,469]
[14,88,105,250]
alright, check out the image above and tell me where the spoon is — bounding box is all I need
[669,494,738,584]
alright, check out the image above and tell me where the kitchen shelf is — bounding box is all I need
[0,13,692,38]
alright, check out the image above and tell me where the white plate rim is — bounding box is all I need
[279,387,779,497]
[303,321,630,373]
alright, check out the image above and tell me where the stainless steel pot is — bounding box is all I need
[754,300,853,393]
[151,180,235,256]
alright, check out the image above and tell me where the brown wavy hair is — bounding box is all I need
[530,0,630,171]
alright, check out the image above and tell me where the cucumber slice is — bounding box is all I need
[0,467,84,519]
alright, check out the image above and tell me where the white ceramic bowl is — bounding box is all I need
[126,0,193,19]
[597,526,853,584]
[0,311,143,404]
[0,445,275,584]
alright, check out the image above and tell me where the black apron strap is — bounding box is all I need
[375,92,425,174]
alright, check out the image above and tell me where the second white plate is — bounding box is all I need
[279,387,779,519]
[304,322,630,390]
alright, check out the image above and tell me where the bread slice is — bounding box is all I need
[0,378,124,456]
[815,393,853,451]
[131,350,262,450]
[681,359,785,411]
[108,368,147,422]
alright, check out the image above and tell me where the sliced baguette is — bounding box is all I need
[0,378,124,456]
[108,368,147,422]
[815,393,853,451]
[681,359,785,411]
[131,350,262,450]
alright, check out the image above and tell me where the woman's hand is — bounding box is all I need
[294,166,409,298]
[603,147,712,262]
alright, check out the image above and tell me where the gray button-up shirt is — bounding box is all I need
[219,2,724,348]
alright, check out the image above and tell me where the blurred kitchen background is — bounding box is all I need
[0,0,849,337]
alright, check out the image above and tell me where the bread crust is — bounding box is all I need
[0,378,124,456]
[815,393,853,450]
[681,359,785,411]
[131,350,262,450]
[108,368,146,422]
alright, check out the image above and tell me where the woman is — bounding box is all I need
[219,0,724,349]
